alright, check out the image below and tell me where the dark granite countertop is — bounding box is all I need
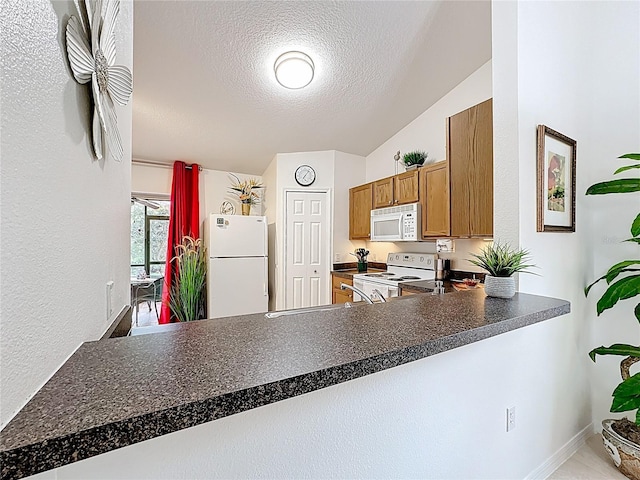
[0,291,570,480]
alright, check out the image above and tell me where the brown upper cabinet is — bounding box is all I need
[373,177,394,208]
[420,98,493,238]
[394,170,420,205]
[373,170,419,209]
[349,98,493,240]
[420,162,450,237]
[447,98,493,237]
[349,182,373,240]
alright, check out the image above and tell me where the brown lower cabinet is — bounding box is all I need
[400,289,416,296]
[332,274,353,304]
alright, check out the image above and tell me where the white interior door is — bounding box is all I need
[285,191,330,309]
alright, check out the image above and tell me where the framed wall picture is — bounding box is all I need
[536,125,577,232]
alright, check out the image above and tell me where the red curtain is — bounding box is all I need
[159,161,200,324]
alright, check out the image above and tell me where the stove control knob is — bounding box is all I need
[420,256,424,262]
[395,255,400,260]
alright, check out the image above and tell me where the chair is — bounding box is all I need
[133,277,163,325]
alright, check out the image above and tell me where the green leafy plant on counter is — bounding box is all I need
[168,236,207,322]
[402,150,428,167]
[468,242,536,277]
[585,153,640,429]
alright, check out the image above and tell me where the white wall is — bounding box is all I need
[365,60,492,182]
[493,0,639,456]
[262,150,367,309]
[0,1,133,427]
[514,0,640,429]
[333,151,367,261]
[262,156,278,311]
[363,61,493,269]
[580,4,640,428]
[271,151,335,310]
[131,163,264,236]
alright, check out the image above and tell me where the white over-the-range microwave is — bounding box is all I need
[370,202,421,241]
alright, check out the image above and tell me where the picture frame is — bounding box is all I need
[536,125,577,232]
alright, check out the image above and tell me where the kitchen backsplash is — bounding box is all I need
[332,261,387,271]
[363,238,489,273]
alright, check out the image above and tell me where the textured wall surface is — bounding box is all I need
[0,0,133,427]
[493,0,640,455]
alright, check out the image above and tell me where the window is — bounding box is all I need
[131,199,170,278]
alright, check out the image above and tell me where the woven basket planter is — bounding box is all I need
[484,275,516,298]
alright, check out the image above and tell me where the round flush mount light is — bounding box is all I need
[274,51,314,89]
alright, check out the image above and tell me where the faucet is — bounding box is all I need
[371,288,387,302]
[341,283,374,304]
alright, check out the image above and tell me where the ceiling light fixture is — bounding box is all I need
[274,51,314,89]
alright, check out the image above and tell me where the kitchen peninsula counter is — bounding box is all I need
[0,290,570,480]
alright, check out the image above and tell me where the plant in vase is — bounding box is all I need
[402,150,428,170]
[167,236,207,322]
[228,174,263,215]
[350,248,369,272]
[468,242,536,298]
[584,153,640,480]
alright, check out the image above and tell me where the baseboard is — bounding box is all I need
[100,305,131,340]
[523,422,593,480]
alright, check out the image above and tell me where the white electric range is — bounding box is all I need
[352,253,437,301]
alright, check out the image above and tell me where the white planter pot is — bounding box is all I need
[483,275,515,298]
[602,419,640,480]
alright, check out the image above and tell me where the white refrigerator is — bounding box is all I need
[207,214,269,319]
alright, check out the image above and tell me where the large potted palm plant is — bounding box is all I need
[585,153,640,480]
[168,236,207,322]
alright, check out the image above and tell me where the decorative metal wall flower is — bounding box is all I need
[66,0,132,162]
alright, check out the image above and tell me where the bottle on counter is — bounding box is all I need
[436,258,444,280]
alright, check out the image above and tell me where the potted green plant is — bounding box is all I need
[585,153,640,480]
[167,236,207,322]
[402,150,428,170]
[468,242,536,298]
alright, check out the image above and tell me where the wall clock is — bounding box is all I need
[295,165,316,186]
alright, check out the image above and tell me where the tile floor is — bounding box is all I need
[133,301,161,327]
[548,434,626,479]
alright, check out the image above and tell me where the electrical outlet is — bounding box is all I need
[334,253,341,262]
[506,406,516,432]
[106,281,114,319]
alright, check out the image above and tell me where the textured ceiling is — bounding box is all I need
[133,1,491,174]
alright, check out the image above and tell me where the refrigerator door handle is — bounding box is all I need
[263,257,268,296]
